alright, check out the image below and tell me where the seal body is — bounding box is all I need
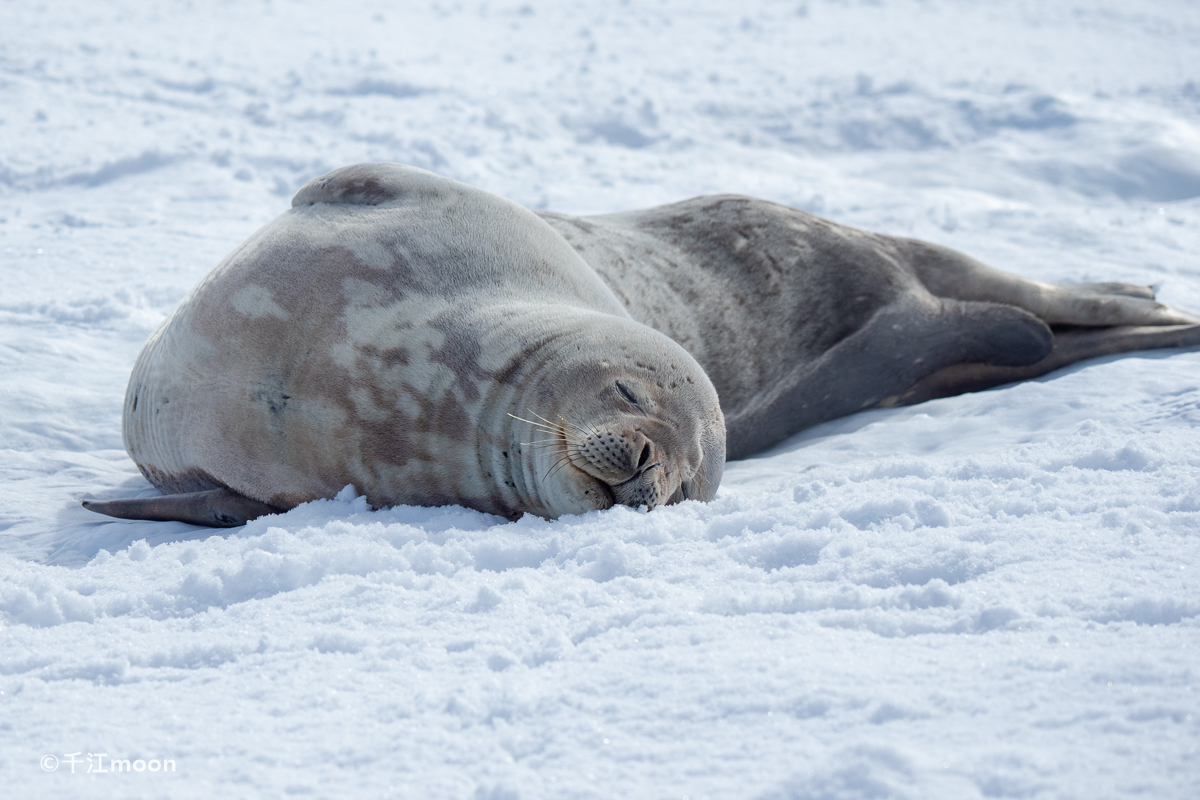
[85,163,1200,526]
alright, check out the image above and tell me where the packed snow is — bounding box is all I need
[3,1,1199,797]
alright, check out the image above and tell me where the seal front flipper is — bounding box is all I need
[82,489,283,528]
[722,297,1054,459]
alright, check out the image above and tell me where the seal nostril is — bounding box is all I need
[638,443,651,468]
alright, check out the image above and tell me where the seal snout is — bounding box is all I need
[575,428,667,509]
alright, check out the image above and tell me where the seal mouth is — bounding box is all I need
[614,469,661,509]
[613,462,660,487]
[594,479,616,507]
[539,453,618,512]
[554,454,620,509]
[564,427,676,510]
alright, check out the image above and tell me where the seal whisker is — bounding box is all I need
[508,412,561,429]
[530,419,585,443]
[579,421,609,453]
[523,442,580,452]
[527,409,566,427]
[506,412,561,438]
[508,416,561,435]
[543,454,577,482]
[529,409,591,440]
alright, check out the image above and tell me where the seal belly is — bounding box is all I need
[123,319,225,495]
[123,272,486,512]
[122,292,345,507]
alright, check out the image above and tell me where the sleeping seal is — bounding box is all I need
[84,163,1200,526]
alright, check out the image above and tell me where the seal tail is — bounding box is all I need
[82,489,283,528]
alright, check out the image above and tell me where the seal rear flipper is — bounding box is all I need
[82,489,284,528]
[886,322,1200,407]
[901,239,1200,327]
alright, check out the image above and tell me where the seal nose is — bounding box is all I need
[576,429,658,484]
[612,454,666,508]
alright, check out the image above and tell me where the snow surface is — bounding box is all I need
[3,0,1200,797]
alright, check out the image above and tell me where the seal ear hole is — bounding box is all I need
[616,380,641,408]
[638,443,651,468]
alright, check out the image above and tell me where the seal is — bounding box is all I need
[84,163,1200,527]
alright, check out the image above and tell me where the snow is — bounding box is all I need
[3,0,1199,797]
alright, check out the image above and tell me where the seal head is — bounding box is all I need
[496,317,725,516]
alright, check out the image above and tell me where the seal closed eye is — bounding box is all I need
[616,380,641,408]
[84,162,1200,527]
